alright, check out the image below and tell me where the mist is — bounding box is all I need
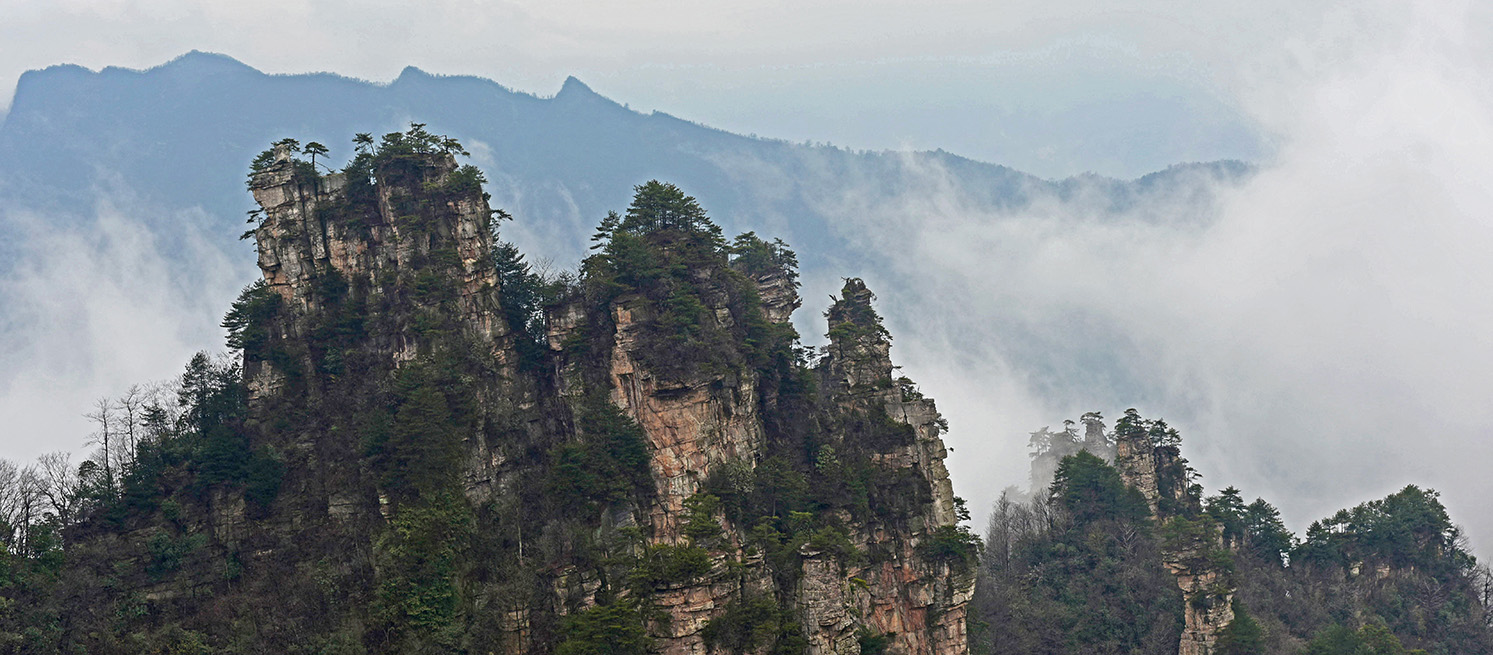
[764,1,1493,550]
[1,0,1489,560]
[0,187,255,463]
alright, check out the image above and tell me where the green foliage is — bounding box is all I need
[857,628,895,655]
[554,597,653,655]
[1293,485,1468,575]
[702,594,780,654]
[364,366,467,503]
[1305,620,1423,655]
[120,624,217,655]
[439,164,486,196]
[1216,599,1266,655]
[629,544,711,589]
[550,398,652,508]
[729,232,799,286]
[697,452,871,587]
[222,280,281,355]
[304,141,330,170]
[297,266,371,378]
[241,446,285,513]
[580,181,797,381]
[107,351,287,516]
[491,239,550,372]
[974,459,1184,655]
[701,593,808,655]
[373,123,468,160]
[1051,451,1151,526]
[919,525,982,572]
[145,530,207,580]
[1113,409,1180,448]
[25,158,1019,655]
[681,494,723,542]
[805,525,861,563]
[249,148,276,173]
[823,279,891,346]
[1206,488,1293,566]
[614,180,721,241]
[377,489,475,640]
[986,417,1491,655]
[1240,500,1292,564]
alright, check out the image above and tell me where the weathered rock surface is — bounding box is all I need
[812,280,971,655]
[56,143,971,655]
[248,147,513,373]
[559,275,973,655]
[1114,421,1235,655]
[1166,533,1236,655]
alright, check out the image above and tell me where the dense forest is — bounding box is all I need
[0,127,1486,654]
[972,411,1493,655]
[0,127,973,654]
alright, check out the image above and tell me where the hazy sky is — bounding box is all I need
[6,0,1493,548]
[0,0,1282,179]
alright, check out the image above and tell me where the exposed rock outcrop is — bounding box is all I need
[1113,421,1160,515]
[1166,531,1236,655]
[49,134,973,655]
[812,280,971,655]
[1114,414,1235,655]
[247,147,514,376]
[546,271,972,655]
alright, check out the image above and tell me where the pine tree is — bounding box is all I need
[1216,599,1265,655]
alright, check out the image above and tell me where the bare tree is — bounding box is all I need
[1472,563,1493,627]
[0,460,48,554]
[84,397,116,496]
[0,459,21,548]
[37,451,82,527]
[118,385,145,466]
[15,465,43,554]
[986,491,1017,570]
[144,378,184,441]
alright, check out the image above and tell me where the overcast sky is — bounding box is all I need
[7,0,1493,546]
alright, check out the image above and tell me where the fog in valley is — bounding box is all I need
[3,0,1493,556]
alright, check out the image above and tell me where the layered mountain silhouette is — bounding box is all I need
[0,51,1249,273]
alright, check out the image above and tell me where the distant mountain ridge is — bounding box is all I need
[0,51,1250,275]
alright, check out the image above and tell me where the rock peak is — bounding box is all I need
[556,75,596,98]
[823,277,894,391]
[154,50,257,76]
[825,277,890,350]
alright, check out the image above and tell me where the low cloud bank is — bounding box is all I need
[4,0,1490,556]
[790,1,1493,550]
[0,189,254,463]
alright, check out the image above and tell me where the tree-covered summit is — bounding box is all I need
[973,409,1492,655]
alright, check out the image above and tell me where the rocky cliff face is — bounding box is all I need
[809,282,971,655]
[247,145,516,383]
[1165,539,1235,655]
[543,266,972,654]
[52,133,972,655]
[1113,425,1159,515]
[1114,419,1235,655]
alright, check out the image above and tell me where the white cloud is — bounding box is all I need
[776,0,1493,549]
[0,187,255,462]
[4,0,1491,551]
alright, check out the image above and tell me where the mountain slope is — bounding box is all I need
[0,51,1249,274]
[0,130,976,655]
